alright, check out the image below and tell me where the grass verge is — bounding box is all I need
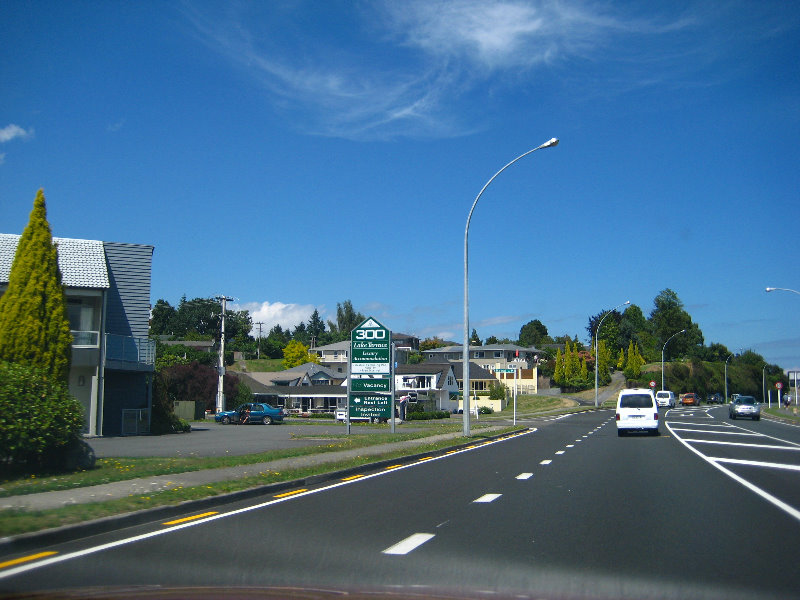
[763,407,800,422]
[0,427,521,536]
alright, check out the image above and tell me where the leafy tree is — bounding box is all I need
[0,190,72,383]
[554,348,565,384]
[327,300,365,341]
[263,325,290,359]
[0,361,85,469]
[586,309,622,352]
[307,309,327,346]
[484,335,500,345]
[489,382,507,400]
[282,340,320,369]
[470,329,481,346]
[519,319,549,347]
[149,299,178,336]
[649,289,699,359]
[420,336,448,351]
[623,341,645,380]
[617,348,626,370]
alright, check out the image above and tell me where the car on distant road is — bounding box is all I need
[616,388,659,436]
[729,395,761,420]
[215,403,286,425]
[706,393,722,404]
[680,393,701,406]
[655,390,677,408]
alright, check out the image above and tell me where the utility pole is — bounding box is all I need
[215,295,234,413]
[255,321,264,359]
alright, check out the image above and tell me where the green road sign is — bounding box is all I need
[350,377,391,392]
[350,393,391,420]
[351,317,391,374]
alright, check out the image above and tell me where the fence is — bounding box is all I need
[121,408,150,435]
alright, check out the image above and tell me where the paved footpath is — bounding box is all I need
[1,427,506,511]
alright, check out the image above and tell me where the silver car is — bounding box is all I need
[729,395,761,420]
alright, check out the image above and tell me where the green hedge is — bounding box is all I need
[406,410,451,421]
[0,361,86,470]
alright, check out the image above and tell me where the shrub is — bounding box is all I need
[0,361,85,470]
[406,410,450,421]
[478,406,494,414]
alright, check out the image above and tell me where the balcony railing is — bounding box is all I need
[71,330,100,347]
[105,333,155,366]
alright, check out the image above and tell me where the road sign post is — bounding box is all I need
[348,317,393,434]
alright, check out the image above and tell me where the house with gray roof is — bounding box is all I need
[0,233,155,436]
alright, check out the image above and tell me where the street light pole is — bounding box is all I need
[463,138,559,436]
[594,300,630,407]
[215,295,234,414]
[766,287,799,405]
[661,329,687,392]
[725,353,733,403]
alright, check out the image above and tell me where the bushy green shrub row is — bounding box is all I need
[0,361,86,470]
[406,410,451,421]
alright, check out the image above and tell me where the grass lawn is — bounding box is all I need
[0,425,521,536]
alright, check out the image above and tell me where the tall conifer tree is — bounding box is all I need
[0,190,72,382]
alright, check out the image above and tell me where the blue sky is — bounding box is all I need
[2,1,799,370]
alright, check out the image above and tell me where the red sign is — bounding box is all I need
[649,380,656,388]
[776,382,784,390]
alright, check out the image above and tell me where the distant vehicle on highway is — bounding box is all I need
[655,390,676,408]
[616,388,659,437]
[680,393,701,406]
[216,403,286,425]
[729,395,761,420]
[706,393,722,404]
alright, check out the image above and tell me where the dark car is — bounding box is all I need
[706,393,722,404]
[215,403,286,425]
[729,396,761,420]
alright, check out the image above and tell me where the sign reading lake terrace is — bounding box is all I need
[350,318,391,374]
[349,317,392,421]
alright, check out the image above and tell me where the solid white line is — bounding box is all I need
[670,427,763,436]
[516,473,533,480]
[473,494,502,503]
[683,439,800,451]
[0,429,539,580]
[555,451,565,455]
[382,533,435,555]
[667,422,800,524]
[540,459,552,465]
[711,458,800,472]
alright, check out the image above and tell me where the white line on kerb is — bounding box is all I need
[382,533,435,555]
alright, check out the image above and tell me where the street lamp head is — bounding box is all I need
[542,138,559,148]
[624,300,631,306]
[766,287,776,292]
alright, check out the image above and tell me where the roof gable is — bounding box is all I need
[0,233,109,289]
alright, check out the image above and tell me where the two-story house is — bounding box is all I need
[312,332,421,373]
[0,234,155,436]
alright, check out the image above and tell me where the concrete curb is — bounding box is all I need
[0,427,528,554]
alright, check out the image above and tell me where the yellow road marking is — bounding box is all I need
[163,512,218,525]
[385,464,403,470]
[274,489,308,498]
[342,474,364,481]
[0,552,58,570]
[418,456,433,461]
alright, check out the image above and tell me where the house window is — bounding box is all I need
[474,351,484,358]
[494,351,502,358]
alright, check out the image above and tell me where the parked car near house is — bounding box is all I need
[215,403,286,425]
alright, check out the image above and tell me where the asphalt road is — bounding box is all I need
[2,407,800,599]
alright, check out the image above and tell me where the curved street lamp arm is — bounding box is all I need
[463,138,558,436]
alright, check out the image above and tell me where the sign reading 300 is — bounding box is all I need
[350,317,391,374]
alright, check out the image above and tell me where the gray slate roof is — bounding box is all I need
[0,233,109,289]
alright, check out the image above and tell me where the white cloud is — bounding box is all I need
[234,300,319,335]
[0,124,34,143]
[184,1,698,140]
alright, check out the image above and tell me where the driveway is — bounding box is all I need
[86,420,421,458]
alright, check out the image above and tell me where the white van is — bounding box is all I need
[655,390,676,408]
[616,388,659,437]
